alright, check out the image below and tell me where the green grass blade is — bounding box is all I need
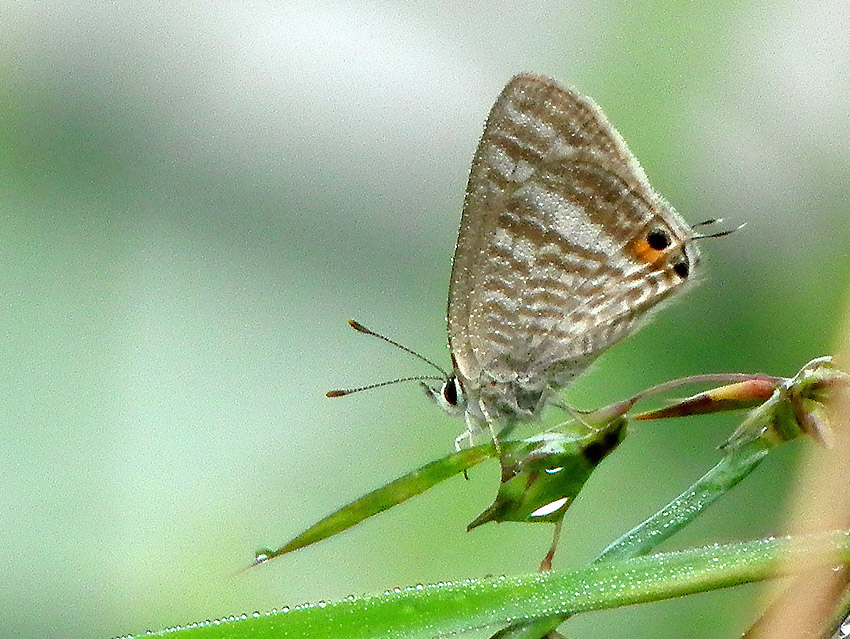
[254,446,492,563]
[145,531,850,639]
[597,438,772,562]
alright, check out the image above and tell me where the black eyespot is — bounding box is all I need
[647,229,671,250]
[673,261,690,278]
[443,378,458,406]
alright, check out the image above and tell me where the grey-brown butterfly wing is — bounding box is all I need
[447,74,698,416]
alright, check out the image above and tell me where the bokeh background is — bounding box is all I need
[2,2,849,638]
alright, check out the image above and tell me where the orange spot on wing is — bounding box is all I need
[625,236,666,266]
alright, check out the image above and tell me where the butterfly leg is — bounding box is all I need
[456,420,479,480]
[476,400,504,457]
[550,400,595,430]
[454,429,474,452]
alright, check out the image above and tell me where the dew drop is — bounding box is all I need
[530,497,569,518]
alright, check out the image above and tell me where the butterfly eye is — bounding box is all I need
[442,377,459,406]
[646,228,671,250]
[672,260,690,278]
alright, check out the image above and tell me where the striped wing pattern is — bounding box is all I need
[448,74,698,423]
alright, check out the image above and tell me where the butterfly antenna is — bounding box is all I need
[327,375,444,398]
[346,319,449,378]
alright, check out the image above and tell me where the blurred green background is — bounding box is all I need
[2,2,849,638]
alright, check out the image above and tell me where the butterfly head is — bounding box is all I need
[422,374,467,417]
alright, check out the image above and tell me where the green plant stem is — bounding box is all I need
[146,531,850,639]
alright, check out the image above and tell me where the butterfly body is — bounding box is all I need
[427,74,700,440]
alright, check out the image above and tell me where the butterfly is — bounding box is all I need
[422,74,700,444]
